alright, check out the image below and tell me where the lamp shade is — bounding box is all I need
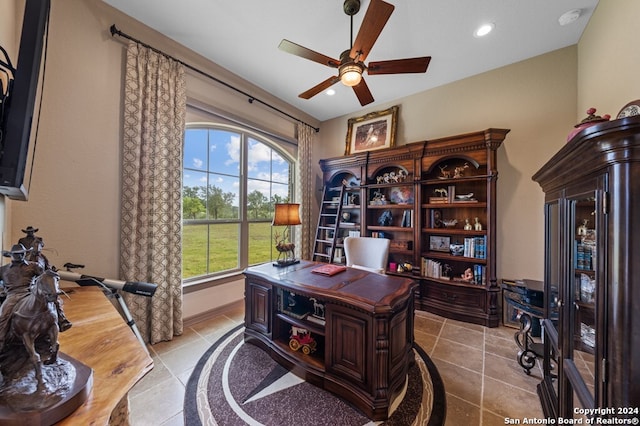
[272,203,301,226]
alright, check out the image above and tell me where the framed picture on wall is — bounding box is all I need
[344,105,398,155]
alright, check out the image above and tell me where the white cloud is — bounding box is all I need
[225,135,241,165]
[192,158,203,168]
[256,171,289,183]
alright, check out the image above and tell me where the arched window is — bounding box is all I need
[182,124,295,281]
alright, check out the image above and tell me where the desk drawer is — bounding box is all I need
[421,281,486,310]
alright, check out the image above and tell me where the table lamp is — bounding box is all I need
[272,203,301,267]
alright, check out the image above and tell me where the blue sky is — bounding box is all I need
[183,128,290,206]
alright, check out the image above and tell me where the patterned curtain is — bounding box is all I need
[295,123,315,260]
[120,41,186,344]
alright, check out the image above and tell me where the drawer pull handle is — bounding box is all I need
[443,292,458,301]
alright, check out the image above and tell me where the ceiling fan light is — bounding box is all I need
[340,64,363,87]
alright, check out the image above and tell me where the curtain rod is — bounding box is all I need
[109,25,320,133]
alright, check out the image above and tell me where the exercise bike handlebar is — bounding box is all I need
[57,270,157,298]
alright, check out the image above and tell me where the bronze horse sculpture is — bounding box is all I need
[7,270,61,391]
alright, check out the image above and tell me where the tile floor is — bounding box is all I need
[128,305,545,425]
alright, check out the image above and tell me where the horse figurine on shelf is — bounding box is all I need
[453,162,470,178]
[434,188,448,197]
[7,270,61,391]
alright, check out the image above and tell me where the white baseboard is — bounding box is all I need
[183,299,244,328]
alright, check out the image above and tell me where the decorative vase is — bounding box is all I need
[567,108,611,142]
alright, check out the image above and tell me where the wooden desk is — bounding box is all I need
[56,286,153,425]
[244,261,417,421]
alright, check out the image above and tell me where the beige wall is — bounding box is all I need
[577,0,640,119]
[1,0,637,318]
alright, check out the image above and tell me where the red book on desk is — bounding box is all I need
[311,264,347,276]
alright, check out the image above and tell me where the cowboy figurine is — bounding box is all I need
[18,226,39,254]
[26,236,51,270]
[0,244,71,351]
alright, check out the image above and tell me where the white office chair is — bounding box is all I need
[343,237,390,274]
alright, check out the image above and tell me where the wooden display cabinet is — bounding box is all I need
[417,129,508,327]
[533,115,640,419]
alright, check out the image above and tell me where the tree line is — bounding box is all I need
[183,185,289,220]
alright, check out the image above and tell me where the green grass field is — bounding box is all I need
[182,222,280,278]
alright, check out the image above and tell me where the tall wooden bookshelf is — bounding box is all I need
[315,153,367,264]
[319,128,510,327]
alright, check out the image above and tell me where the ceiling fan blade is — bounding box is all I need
[352,78,374,106]
[367,56,431,75]
[350,0,394,63]
[279,39,340,68]
[299,76,341,99]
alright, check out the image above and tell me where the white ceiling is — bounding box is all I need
[103,0,599,122]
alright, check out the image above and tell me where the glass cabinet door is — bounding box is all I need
[565,191,597,412]
[540,199,561,417]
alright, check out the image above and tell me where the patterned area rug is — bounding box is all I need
[184,326,445,425]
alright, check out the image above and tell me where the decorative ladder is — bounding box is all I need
[312,185,346,263]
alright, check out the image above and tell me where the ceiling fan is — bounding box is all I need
[278,0,431,106]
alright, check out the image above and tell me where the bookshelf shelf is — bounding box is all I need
[422,228,486,236]
[367,204,413,209]
[368,225,413,232]
[422,202,488,209]
[422,251,487,264]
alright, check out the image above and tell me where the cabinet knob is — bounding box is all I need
[443,292,458,302]
[557,299,563,307]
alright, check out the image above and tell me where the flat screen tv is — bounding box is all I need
[0,0,50,200]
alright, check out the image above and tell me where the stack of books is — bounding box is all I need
[463,236,486,258]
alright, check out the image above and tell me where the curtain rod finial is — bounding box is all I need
[110,24,119,37]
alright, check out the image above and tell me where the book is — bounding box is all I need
[401,209,412,227]
[447,185,455,203]
[311,264,347,276]
[428,197,448,204]
[473,236,486,259]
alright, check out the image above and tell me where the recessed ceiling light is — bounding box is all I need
[326,89,336,96]
[474,23,494,38]
[558,9,582,26]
